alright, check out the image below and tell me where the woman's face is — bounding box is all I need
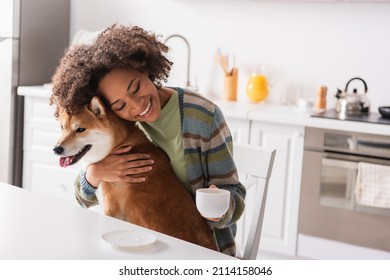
[98,68,162,122]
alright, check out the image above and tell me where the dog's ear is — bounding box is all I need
[88,96,107,117]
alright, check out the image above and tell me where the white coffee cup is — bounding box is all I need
[196,188,230,218]
[298,98,314,111]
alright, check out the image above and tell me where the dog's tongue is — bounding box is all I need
[59,156,74,168]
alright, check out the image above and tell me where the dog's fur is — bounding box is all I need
[53,96,218,251]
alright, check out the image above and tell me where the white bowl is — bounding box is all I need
[196,188,230,218]
[298,98,314,111]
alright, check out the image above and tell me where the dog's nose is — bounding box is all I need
[53,146,64,155]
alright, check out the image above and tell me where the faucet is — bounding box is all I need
[164,34,191,88]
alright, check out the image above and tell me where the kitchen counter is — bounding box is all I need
[18,85,390,136]
[18,84,53,98]
[214,99,390,137]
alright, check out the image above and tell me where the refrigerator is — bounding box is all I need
[0,0,70,186]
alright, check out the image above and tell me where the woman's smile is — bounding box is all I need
[137,99,152,118]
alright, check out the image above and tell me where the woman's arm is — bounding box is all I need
[205,105,246,229]
[74,170,99,208]
[74,145,155,208]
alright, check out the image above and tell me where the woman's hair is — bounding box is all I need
[50,24,172,116]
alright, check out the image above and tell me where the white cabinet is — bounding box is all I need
[249,121,304,256]
[225,117,251,145]
[20,88,79,203]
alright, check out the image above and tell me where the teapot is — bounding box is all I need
[335,77,370,115]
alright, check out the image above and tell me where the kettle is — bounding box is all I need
[335,77,370,115]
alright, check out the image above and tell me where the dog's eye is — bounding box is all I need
[76,127,85,133]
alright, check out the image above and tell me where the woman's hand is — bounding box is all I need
[85,145,154,188]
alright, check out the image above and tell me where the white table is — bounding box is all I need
[0,182,234,260]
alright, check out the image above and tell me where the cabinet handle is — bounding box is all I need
[0,37,16,43]
[322,158,359,170]
[295,132,304,138]
[59,184,68,192]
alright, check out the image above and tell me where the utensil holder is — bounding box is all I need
[223,68,238,101]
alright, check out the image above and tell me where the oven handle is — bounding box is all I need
[322,158,359,170]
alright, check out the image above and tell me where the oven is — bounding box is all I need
[299,127,390,252]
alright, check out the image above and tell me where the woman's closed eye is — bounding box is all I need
[131,81,140,94]
[112,80,141,111]
[113,102,125,111]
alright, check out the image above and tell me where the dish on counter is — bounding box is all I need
[378,106,390,119]
[101,229,157,249]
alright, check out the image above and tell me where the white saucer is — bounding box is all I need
[101,230,157,248]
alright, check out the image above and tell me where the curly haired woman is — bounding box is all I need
[51,24,245,257]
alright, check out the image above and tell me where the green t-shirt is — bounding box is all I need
[138,91,190,188]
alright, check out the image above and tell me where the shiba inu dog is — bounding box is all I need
[52,96,218,251]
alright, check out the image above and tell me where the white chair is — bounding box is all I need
[233,143,276,260]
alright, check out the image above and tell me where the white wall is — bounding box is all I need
[70,0,390,110]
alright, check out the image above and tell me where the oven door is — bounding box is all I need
[299,150,390,251]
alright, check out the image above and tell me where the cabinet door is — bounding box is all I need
[23,150,80,203]
[0,0,15,37]
[225,117,250,145]
[22,95,80,203]
[250,121,304,256]
[0,39,13,183]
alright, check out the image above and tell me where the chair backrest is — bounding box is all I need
[233,143,276,260]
